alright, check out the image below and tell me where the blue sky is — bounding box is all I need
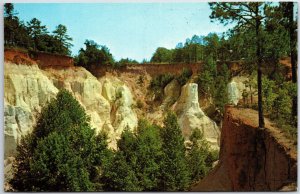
[14,3,230,62]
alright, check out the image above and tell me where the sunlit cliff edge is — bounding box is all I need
[191,106,297,191]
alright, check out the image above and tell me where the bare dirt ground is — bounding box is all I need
[230,107,297,159]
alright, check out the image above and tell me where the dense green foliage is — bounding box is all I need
[10,90,110,191]
[187,128,219,183]
[113,58,139,68]
[149,73,175,101]
[10,91,217,192]
[196,57,217,96]
[213,63,230,113]
[208,2,298,128]
[176,68,193,86]
[4,4,32,49]
[4,3,73,55]
[151,47,174,63]
[196,57,230,115]
[101,114,213,191]
[262,76,297,139]
[75,43,139,69]
[159,112,190,191]
[102,120,163,191]
[75,40,114,69]
[101,129,141,191]
[149,33,224,64]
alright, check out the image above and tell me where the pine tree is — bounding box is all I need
[209,2,267,128]
[135,120,163,191]
[10,90,109,191]
[27,18,48,51]
[187,129,210,183]
[278,2,297,125]
[102,120,163,191]
[214,63,230,114]
[197,56,217,100]
[101,150,141,191]
[101,128,141,191]
[53,24,73,55]
[4,3,18,45]
[159,112,190,191]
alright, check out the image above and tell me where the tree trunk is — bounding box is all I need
[256,4,265,128]
[250,85,253,105]
[288,2,297,124]
[195,46,198,62]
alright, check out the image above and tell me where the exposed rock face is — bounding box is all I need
[4,63,138,157]
[4,61,222,188]
[113,85,137,132]
[192,106,297,191]
[44,67,112,134]
[4,105,32,158]
[4,63,58,157]
[161,79,181,109]
[173,83,220,150]
[99,77,138,147]
[4,63,58,113]
[228,76,256,105]
[227,80,240,105]
[232,76,249,93]
[4,157,15,191]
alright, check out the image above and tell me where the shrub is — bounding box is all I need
[149,73,175,101]
[187,128,219,183]
[136,99,144,109]
[137,75,144,86]
[261,76,297,141]
[149,73,174,89]
[176,68,193,86]
[114,58,139,69]
[115,89,123,100]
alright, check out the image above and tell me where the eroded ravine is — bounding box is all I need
[4,62,222,187]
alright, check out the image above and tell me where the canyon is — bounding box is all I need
[4,50,297,191]
[4,60,220,187]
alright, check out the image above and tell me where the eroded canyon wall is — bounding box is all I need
[173,83,220,150]
[221,106,297,191]
[192,106,297,191]
[4,62,220,159]
[4,62,138,157]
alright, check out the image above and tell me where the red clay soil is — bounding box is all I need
[191,106,297,191]
[90,63,204,77]
[279,57,292,79]
[4,48,73,67]
[4,48,37,65]
[227,107,296,158]
[280,57,292,69]
[31,51,73,67]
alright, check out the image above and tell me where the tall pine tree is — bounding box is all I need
[209,2,267,128]
[159,112,190,191]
